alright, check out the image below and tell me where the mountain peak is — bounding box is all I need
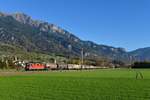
[11,12,36,26]
[12,12,31,24]
[0,11,9,17]
[10,12,70,35]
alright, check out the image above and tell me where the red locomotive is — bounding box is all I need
[25,62,47,71]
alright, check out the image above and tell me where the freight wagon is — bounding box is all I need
[46,63,58,70]
[24,62,101,71]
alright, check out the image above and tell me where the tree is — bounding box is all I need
[0,60,6,69]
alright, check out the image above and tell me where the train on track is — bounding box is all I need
[25,62,47,71]
[16,62,102,71]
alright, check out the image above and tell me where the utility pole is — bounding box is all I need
[68,44,72,70]
[81,48,84,70]
[15,56,18,61]
[1,56,4,62]
[54,59,57,64]
[5,59,8,69]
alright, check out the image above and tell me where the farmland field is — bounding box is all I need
[0,69,150,100]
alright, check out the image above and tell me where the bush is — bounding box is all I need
[0,60,6,69]
[132,61,150,68]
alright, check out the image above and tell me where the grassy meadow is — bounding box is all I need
[0,69,150,100]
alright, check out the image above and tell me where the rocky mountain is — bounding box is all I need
[129,47,150,61]
[0,12,141,63]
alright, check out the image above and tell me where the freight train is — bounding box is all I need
[16,62,103,71]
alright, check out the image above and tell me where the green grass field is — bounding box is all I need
[0,69,150,100]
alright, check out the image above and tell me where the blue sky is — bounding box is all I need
[0,0,150,51]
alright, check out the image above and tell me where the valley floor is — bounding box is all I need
[0,69,150,100]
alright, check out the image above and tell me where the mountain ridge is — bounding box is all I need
[0,11,149,63]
